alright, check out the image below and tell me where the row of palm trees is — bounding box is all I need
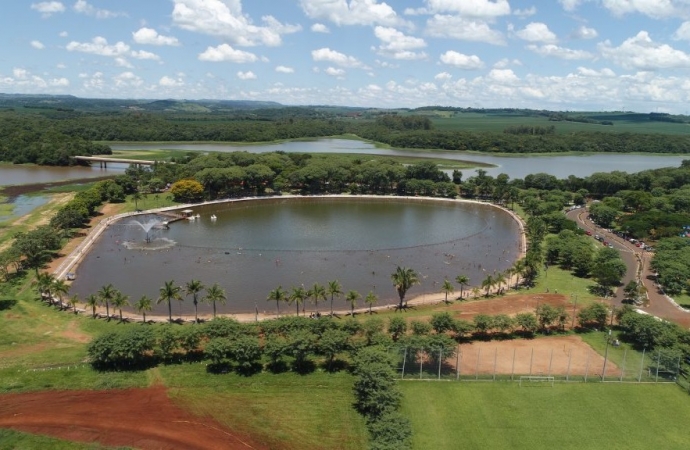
[34,273,228,323]
[267,280,379,317]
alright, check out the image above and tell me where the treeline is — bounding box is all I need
[548,113,613,126]
[503,125,555,135]
[0,114,111,165]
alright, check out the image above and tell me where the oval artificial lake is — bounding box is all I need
[69,197,522,316]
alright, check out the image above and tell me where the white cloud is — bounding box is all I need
[31,1,65,17]
[159,76,185,87]
[601,0,688,19]
[439,51,484,69]
[73,0,126,19]
[312,47,365,68]
[426,15,505,45]
[59,31,68,37]
[113,71,143,87]
[325,67,345,76]
[13,68,28,79]
[131,50,161,61]
[573,66,616,77]
[374,26,427,60]
[527,44,593,60]
[172,0,301,47]
[198,44,258,63]
[673,21,690,40]
[311,23,330,33]
[514,7,537,17]
[300,0,409,27]
[599,31,690,70]
[31,40,45,49]
[132,28,180,46]
[493,58,522,68]
[487,68,519,83]
[56,63,67,69]
[516,22,557,43]
[237,71,257,80]
[114,57,133,68]
[51,77,69,87]
[559,0,586,11]
[434,72,452,80]
[66,37,130,56]
[573,25,598,39]
[407,0,511,18]
[276,65,294,73]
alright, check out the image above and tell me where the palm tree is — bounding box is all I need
[494,272,507,295]
[512,259,526,289]
[441,278,454,304]
[481,274,495,297]
[364,291,378,314]
[158,280,182,323]
[390,266,420,310]
[471,287,481,299]
[52,278,70,308]
[98,283,116,320]
[134,295,153,323]
[185,279,205,323]
[112,290,130,322]
[290,286,307,316]
[33,272,55,301]
[327,280,343,316]
[267,286,287,316]
[68,294,79,314]
[85,294,99,319]
[345,290,361,316]
[308,283,327,315]
[455,275,469,299]
[203,283,226,319]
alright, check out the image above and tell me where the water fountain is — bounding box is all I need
[130,218,164,243]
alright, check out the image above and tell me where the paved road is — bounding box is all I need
[566,207,690,328]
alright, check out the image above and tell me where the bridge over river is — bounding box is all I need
[72,156,161,168]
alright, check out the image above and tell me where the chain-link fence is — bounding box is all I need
[389,344,682,384]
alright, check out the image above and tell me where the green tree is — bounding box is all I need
[112,290,130,322]
[85,294,99,319]
[158,280,182,323]
[308,282,327,314]
[430,312,455,334]
[390,266,420,310]
[134,295,153,323]
[388,316,407,341]
[204,283,227,319]
[346,290,361,316]
[52,278,70,307]
[440,278,454,303]
[290,285,308,316]
[481,274,495,297]
[515,313,538,335]
[185,279,205,323]
[365,291,378,314]
[267,286,287,316]
[98,283,116,320]
[170,179,204,202]
[68,294,79,314]
[131,191,142,210]
[455,274,469,299]
[327,279,343,316]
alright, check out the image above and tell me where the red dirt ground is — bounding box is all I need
[0,387,267,450]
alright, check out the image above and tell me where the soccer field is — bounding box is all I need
[400,381,690,450]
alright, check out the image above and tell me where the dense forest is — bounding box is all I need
[3,98,690,166]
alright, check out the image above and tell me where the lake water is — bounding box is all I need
[111,139,688,179]
[0,195,49,222]
[69,197,521,315]
[0,164,126,187]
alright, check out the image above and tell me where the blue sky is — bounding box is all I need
[5,1,690,112]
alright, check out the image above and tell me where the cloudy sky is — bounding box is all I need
[5,1,690,112]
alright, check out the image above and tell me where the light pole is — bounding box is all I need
[602,329,612,380]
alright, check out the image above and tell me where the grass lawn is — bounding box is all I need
[400,381,690,450]
[160,364,368,450]
[0,429,129,449]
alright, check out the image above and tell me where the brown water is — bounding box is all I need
[69,197,521,315]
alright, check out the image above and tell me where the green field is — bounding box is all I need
[428,111,690,135]
[401,382,690,450]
